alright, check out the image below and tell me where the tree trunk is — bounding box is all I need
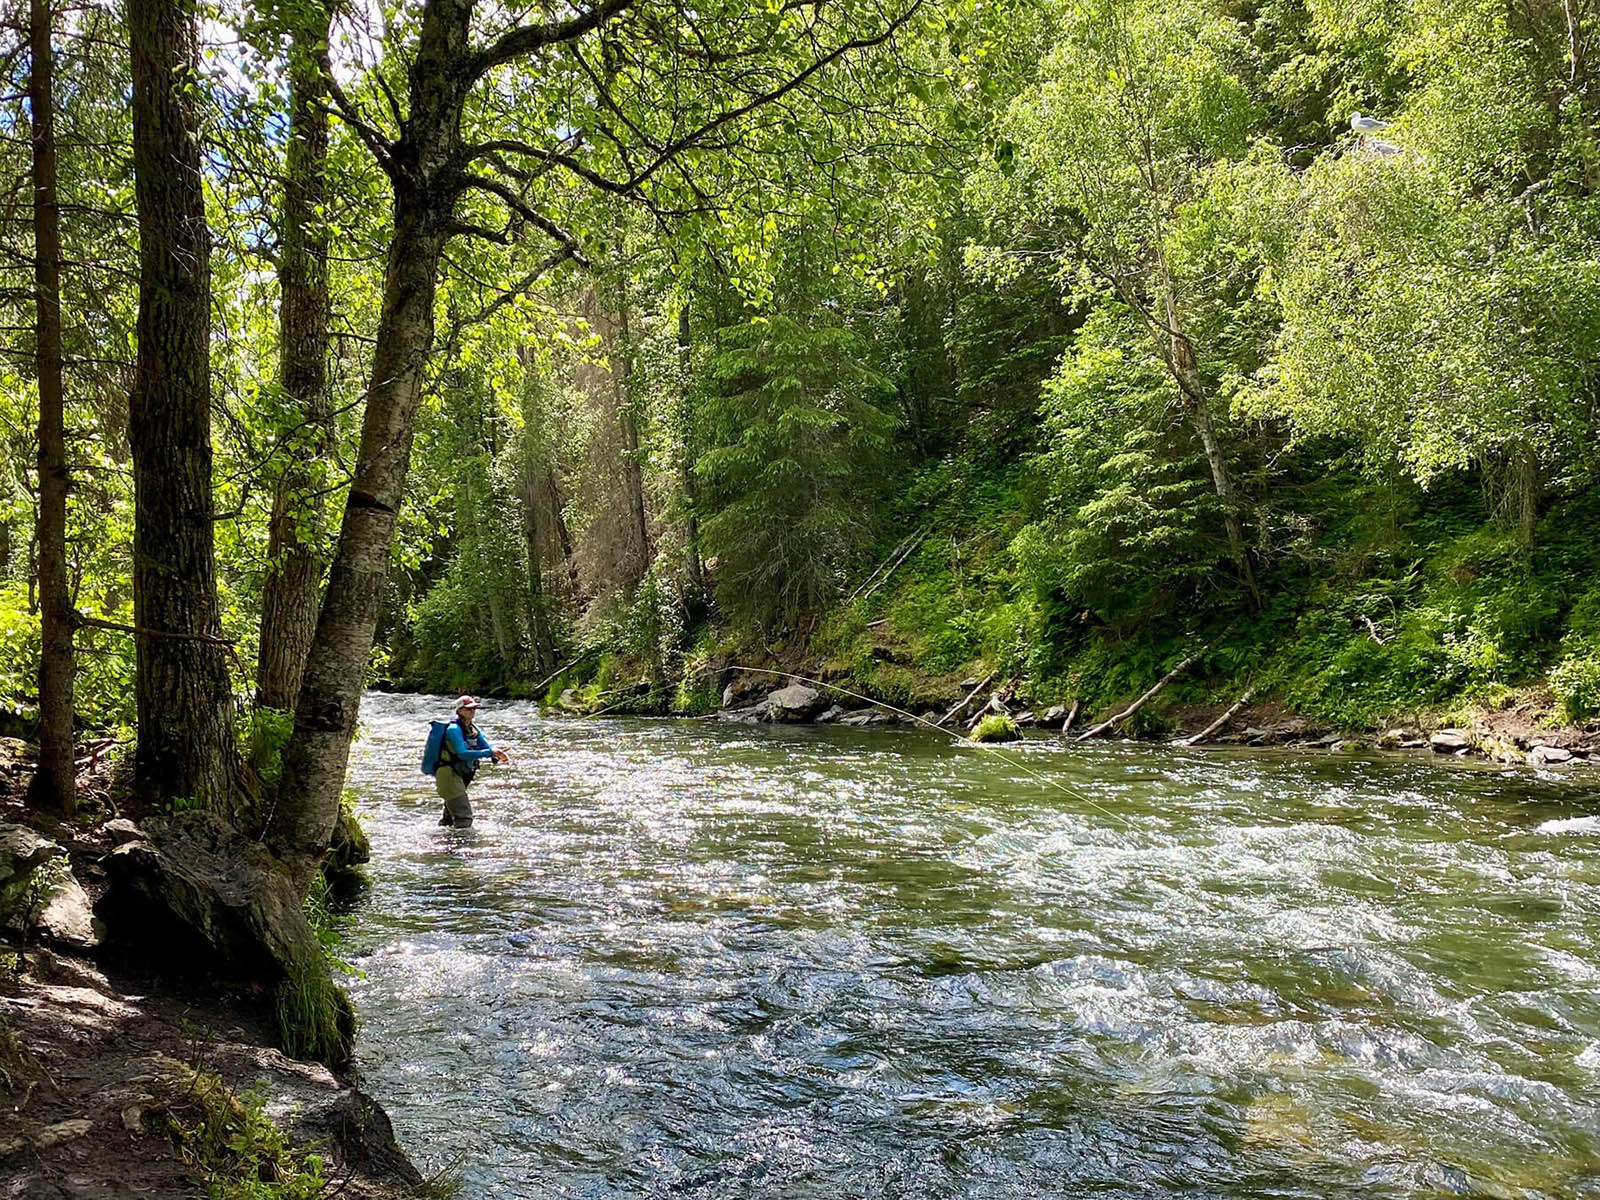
[26,0,74,815]
[677,301,707,617]
[257,5,333,711]
[611,297,651,588]
[516,359,557,675]
[1161,290,1260,610]
[269,188,451,874]
[546,474,582,600]
[128,0,240,808]
[267,0,478,881]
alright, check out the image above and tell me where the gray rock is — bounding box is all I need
[38,871,102,950]
[959,677,980,690]
[104,818,143,846]
[0,824,64,923]
[764,684,822,722]
[721,684,738,709]
[558,687,580,709]
[1042,705,1068,727]
[815,706,842,724]
[1529,744,1573,766]
[1430,730,1471,753]
[1013,710,1038,727]
[839,709,893,727]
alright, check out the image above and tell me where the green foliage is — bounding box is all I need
[240,707,294,789]
[1551,644,1600,723]
[274,948,355,1070]
[154,1069,326,1200]
[698,313,897,629]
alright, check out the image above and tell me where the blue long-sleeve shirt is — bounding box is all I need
[444,721,495,764]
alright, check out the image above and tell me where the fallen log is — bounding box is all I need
[936,672,995,729]
[1060,698,1080,735]
[1076,642,1213,741]
[1181,686,1256,747]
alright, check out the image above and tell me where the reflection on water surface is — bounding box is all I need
[342,692,1600,1199]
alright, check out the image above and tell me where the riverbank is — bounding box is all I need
[0,785,430,1199]
[514,663,1600,770]
[0,945,424,1199]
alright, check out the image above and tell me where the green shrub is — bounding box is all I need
[971,713,1020,742]
[154,1068,326,1200]
[240,707,295,789]
[1551,642,1600,722]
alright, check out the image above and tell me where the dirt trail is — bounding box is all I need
[1,948,421,1199]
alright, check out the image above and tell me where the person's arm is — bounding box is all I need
[479,726,510,764]
[446,724,495,762]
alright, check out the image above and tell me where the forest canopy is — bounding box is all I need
[3,0,1599,830]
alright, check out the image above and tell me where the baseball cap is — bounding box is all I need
[455,695,480,711]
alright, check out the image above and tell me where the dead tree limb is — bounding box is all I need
[1060,698,1080,735]
[850,523,932,603]
[1181,686,1256,747]
[1076,642,1213,741]
[936,672,994,728]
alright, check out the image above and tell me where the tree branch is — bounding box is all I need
[459,173,593,266]
[469,0,634,82]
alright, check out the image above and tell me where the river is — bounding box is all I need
[339,691,1600,1199]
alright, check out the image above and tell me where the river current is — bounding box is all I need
[340,691,1600,1199]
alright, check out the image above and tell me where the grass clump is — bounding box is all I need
[152,1067,326,1200]
[274,948,355,1071]
[971,713,1021,743]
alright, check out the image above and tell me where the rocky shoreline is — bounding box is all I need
[1,802,426,1200]
[674,678,1600,771]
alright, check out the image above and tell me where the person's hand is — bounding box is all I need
[493,748,510,765]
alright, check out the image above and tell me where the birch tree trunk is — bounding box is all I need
[1160,289,1260,610]
[27,0,74,814]
[257,5,333,711]
[128,0,240,808]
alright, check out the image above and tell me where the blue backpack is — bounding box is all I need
[421,720,452,776]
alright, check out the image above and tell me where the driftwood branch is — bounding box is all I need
[1076,641,1213,741]
[1060,698,1080,735]
[528,648,600,695]
[936,672,994,729]
[1181,686,1256,747]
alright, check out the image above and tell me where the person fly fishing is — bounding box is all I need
[423,695,509,827]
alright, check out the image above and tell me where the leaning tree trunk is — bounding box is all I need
[128,0,240,808]
[257,6,333,711]
[267,192,452,876]
[26,0,75,815]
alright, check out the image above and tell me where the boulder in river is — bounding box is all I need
[1042,705,1069,727]
[1430,730,1472,753]
[101,812,354,1067]
[1529,744,1573,767]
[764,684,823,722]
[839,709,894,727]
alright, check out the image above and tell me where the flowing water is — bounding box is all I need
[340,692,1600,1199]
